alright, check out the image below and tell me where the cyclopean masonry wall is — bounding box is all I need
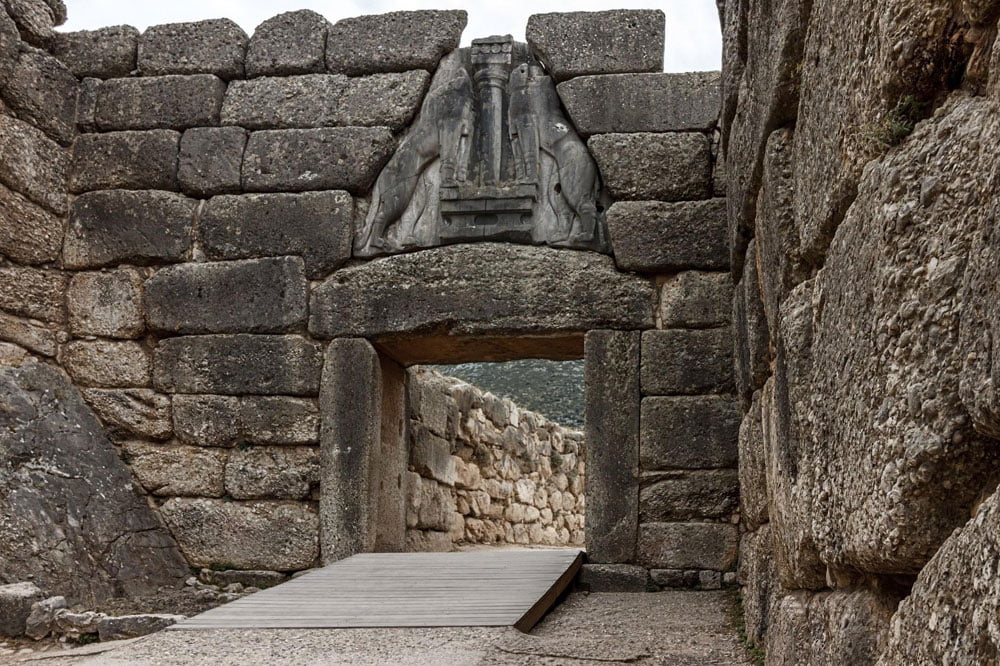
[0,2,735,598]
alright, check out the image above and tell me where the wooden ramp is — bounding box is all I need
[171,548,583,632]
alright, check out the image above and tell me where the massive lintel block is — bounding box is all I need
[309,244,655,344]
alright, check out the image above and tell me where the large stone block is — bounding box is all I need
[139,19,248,80]
[410,423,456,486]
[578,564,649,592]
[0,312,58,356]
[526,10,664,81]
[242,127,395,195]
[177,126,247,197]
[657,271,732,329]
[61,340,150,388]
[160,498,318,570]
[226,446,319,500]
[0,266,67,323]
[640,328,734,395]
[335,71,430,130]
[0,182,64,264]
[63,190,194,268]
[245,10,329,78]
[95,75,226,131]
[51,26,139,78]
[200,192,353,279]
[221,74,346,129]
[81,388,171,441]
[66,269,144,339]
[739,390,767,530]
[144,257,308,335]
[640,396,739,470]
[0,114,68,215]
[3,49,77,144]
[737,525,778,649]
[310,244,654,340]
[121,441,226,498]
[153,335,322,396]
[4,0,61,47]
[173,395,319,447]
[733,239,770,408]
[637,522,738,570]
[325,10,466,76]
[639,469,738,521]
[0,583,44,637]
[589,133,712,201]
[558,72,720,135]
[69,130,179,193]
[608,199,727,273]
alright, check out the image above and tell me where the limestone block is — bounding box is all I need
[225,446,318,500]
[95,75,226,131]
[0,583,45,637]
[242,127,395,195]
[221,74,346,129]
[405,529,452,552]
[641,329,734,395]
[160,498,318,570]
[0,312,58,356]
[51,26,139,78]
[0,115,68,215]
[325,10,466,76]
[69,130,179,193]
[526,10,664,81]
[122,440,226,497]
[67,269,145,338]
[589,133,712,201]
[0,182,64,264]
[637,522,738,570]
[558,72,719,135]
[649,569,700,589]
[0,266,67,323]
[172,394,240,447]
[82,388,171,440]
[310,244,654,339]
[739,390,767,530]
[737,525,778,648]
[75,77,99,133]
[640,396,739,470]
[245,10,329,78]
[63,190,194,268]
[607,199,728,273]
[578,564,649,592]
[410,423,456,486]
[583,330,640,563]
[639,469,738,521]
[335,71,430,130]
[657,271,732,329]
[172,394,319,447]
[61,340,150,388]
[177,127,247,197]
[139,19,248,80]
[198,569,286,589]
[97,614,184,641]
[153,335,322,396]
[416,477,452,531]
[144,257,307,335]
[733,239,770,407]
[4,49,77,144]
[199,191,352,279]
[5,0,63,47]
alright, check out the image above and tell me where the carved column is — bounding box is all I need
[470,36,513,185]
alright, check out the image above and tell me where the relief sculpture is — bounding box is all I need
[355,36,610,257]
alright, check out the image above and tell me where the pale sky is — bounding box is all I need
[60,1,722,73]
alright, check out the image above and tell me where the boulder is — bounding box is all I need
[0,582,44,637]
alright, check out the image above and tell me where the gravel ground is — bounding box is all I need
[7,591,751,666]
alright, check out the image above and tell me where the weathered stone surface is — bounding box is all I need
[172,394,239,447]
[0,6,18,86]
[75,77,99,133]
[154,335,322,396]
[607,199,728,273]
[5,0,62,47]
[81,388,171,440]
[144,257,307,335]
[51,26,139,78]
[638,522,738,570]
[410,423,455,486]
[0,360,188,606]
[336,71,430,129]
[95,75,225,131]
[639,470,739,521]
[733,239,769,407]
[526,10,664,81]
[877,488,1000,665]
[122,440,226,497]
[221,74,346,129]
[0,312,58,356]
[61,340,150,388]
[578,564,648,592]
[173,395,319,447]
[640,396,739,470]
[246,10,329,78]
[3,49,77,144]
[242,127,395,195]
[589,133,712,201]
[0,114,68,215]
[226,446,319,500]
[23,595,66,640]
[67,269,145,338]
[649,569,701,589]
[160,498,318,571]
[200,191,353,279]
[69,130,179,193]
[325,10,466,76]
[657,271,732,329]
[737,525,778,648]
[0,266,67,323]
[739,390,767,530]
[63,190,194,268]
[558,72,720,135]
[0,583,44,637]
[0,182,64,264]
[139,19,248,80]
[177,127,247,197]
[405,529,452,552]
[199,569,286,589]
[97,614,184,641]
[640,328,734,395]
[311,244,654,339]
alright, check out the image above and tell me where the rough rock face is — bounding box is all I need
[0,358,188,605]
